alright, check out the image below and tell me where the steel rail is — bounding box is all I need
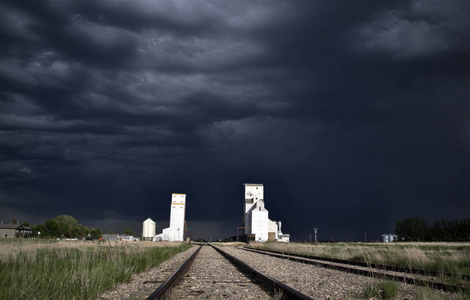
[210,244,312,300]
[244,246,470,281]
[146,245,202,300]
[242,246,467,293]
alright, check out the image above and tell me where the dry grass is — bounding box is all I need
[0,239,190,299]
[0,239,185,262]
[249,242,470,277]
[416,287,470,300]
[211,242,246,247]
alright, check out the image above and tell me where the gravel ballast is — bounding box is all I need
[221,246,417,299]
[97,244,458,299]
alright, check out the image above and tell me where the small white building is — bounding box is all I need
[120,234,136,241]
[243,184,289,242]
[154,193,186,242]
[277,221,290,242]
[142,218,156,241]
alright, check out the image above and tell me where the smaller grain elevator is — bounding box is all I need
[142,218,156,241]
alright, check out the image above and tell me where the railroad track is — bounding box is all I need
[241,246,468,293]
[146,244,311,299]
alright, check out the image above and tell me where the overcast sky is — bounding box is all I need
[1,0,469,241]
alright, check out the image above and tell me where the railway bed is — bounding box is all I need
[148,244,311,299]
[240,246,468,293]
[99,243,463,299]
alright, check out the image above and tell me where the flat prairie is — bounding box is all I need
[0,239,191,300]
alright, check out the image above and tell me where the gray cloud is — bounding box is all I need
[349,0,470,59]
[1,0,469,240]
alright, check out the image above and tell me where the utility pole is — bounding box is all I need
[313,227,318,243]
[364,232,367,243]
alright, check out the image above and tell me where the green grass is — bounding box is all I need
[378,281,398,299]
[0,239,191,300]
[362,281,398,299]
[362,285,382,299]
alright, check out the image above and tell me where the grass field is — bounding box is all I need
[249,242,470,275]
[0,239,191,300]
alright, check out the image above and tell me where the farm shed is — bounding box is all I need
[102,234,120,241]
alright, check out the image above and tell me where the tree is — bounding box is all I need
[395,217,428,241]
[71,224,89,239]
[429,218,446,241]
[44,219,60,238]
[36,215,95,239]
[53,215,79,238]
[33,224,44,238]
[396,217,470,242]
[428,217,470,241]
[82,225,90,238]
[90,228,103,239]
[122,229,135,236]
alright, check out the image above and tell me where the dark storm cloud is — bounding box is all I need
[1,0,469,239]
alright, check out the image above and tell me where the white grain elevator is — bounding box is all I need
[243,183,289,242]
[142,218,156,241]
[154,193,186,242]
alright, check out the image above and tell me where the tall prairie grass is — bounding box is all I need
[250,242,470,278]
[0,239,191,300]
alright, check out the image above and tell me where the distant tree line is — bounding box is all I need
[27,215,103,239]
[11,215,142,240]
[395,217,470,241]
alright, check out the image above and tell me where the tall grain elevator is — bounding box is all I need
[154,193,186,241]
